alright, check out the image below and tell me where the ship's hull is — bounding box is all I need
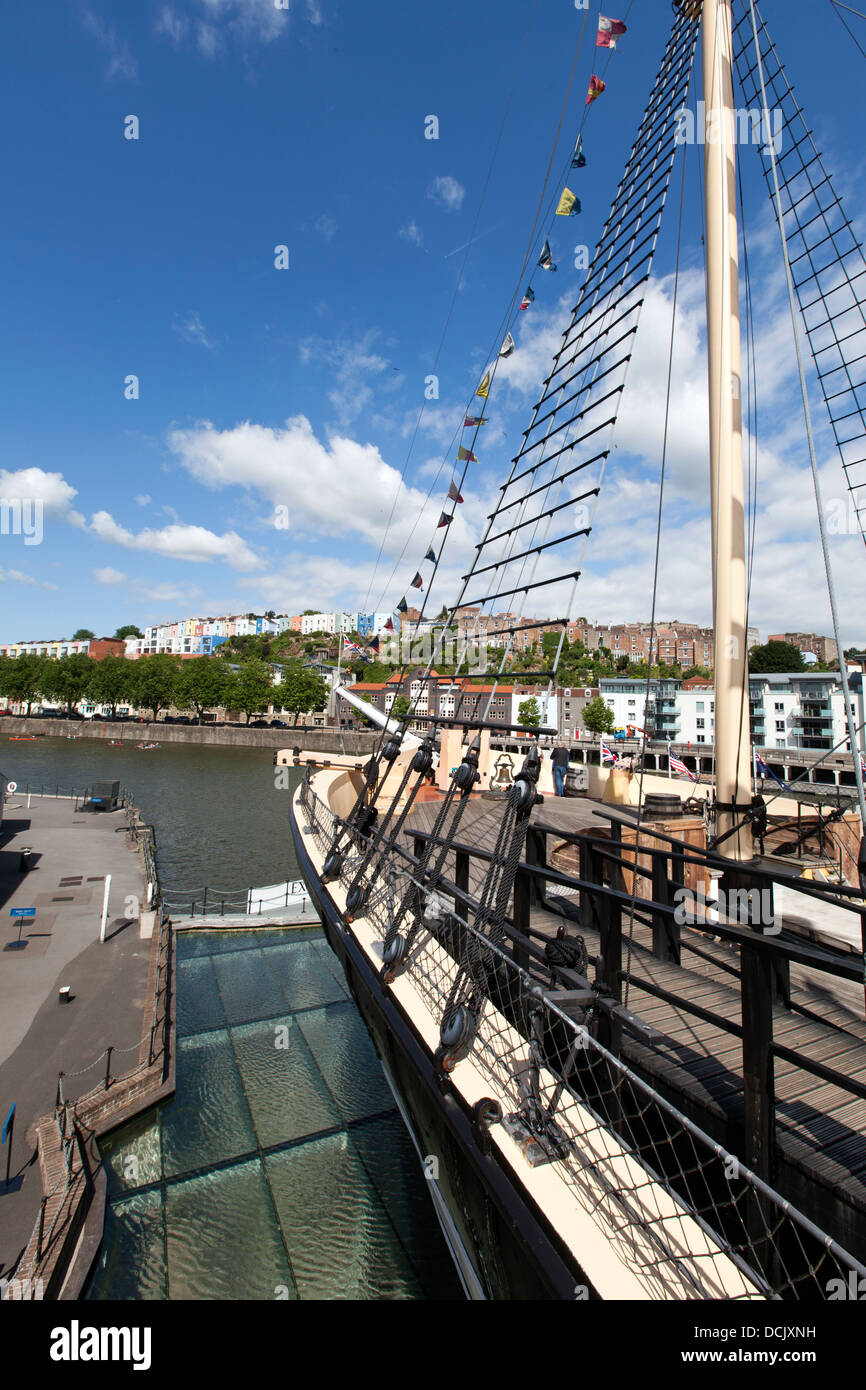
[291,807,594,1301]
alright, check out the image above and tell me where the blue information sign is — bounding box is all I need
[2,1105,14,1144]
[10,908,35,917]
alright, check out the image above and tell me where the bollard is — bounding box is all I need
[104,1046,113,1091]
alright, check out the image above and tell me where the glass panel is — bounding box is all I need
[230,1016,341,1148]
[264,940,349,1010]
[174,958,225,1038]
[211,947,290,1025]
[100,1110,162,1197]
[87,1188,167,1301]
[265,1134,423,1300]
[166,1160,297,1301]
[87,928,457,1300]
[162,1030,256,1178]
[297,1003,394,1124]
[350,1112,463,1299]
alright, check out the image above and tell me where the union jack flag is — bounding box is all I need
[668,746,696,781]
[601,742,619,765]
[343,638,364,658]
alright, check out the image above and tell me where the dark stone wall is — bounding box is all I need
[1,715,380,754]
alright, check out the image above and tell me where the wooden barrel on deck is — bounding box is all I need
[643,792,683,819]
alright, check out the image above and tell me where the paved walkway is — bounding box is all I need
[0,793,148,1281]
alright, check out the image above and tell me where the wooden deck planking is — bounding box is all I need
[399,795,866,1221]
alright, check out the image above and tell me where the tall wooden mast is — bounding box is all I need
[702,0,752,858]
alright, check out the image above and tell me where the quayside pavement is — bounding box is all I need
[0,791,149,1284]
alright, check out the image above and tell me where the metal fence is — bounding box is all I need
[299,773,866,1300]
[161,879,311,919]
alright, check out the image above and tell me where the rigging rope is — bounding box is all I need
[746,0,866,831]
[362,0,545,615]
[623,74,692,1008]
[829,0,866,61]
[358,1,597,753]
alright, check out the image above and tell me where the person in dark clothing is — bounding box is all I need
[551,744,570,797]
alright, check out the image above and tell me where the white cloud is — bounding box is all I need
[154,0,297,54]
[197,21,222,57]
[174,311,216,349]
[154,6,188,44]
[80,6,138,80]
[166,413,482,570]
[399,221,423,247]
[299,329,389,425]
[0,569,59,591]
[0,468,85,526]
[314,214,338,243]
[93,567,127,585]
[88,512,265,571]
[140,581,204,606]
[135,494,151,507]
[427,176,465,213]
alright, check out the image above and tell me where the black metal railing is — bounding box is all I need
[300,771,866,1299]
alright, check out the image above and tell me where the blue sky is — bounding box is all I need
[3,0,866,646]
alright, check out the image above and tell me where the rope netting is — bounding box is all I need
[299,770,866,1300]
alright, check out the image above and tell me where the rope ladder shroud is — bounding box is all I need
[733,0,866,550]
[336,9,703,896]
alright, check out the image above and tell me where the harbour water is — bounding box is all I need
[1,738,462,1299]
[1,737,302,897]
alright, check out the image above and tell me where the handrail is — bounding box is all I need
[407,828,864,984]
[565,809,866,911]
[300,776,866,1298]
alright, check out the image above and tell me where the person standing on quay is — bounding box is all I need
[551,743,570,797]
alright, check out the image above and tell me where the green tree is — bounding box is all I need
[748,640,806,673]
[280,661,328,726]
[518,696,541,728]
[87,655,136,718]
[391,694,412,722]
[582,695,616,742]
[113,624,143,641]
[0,654,47,715]
[40,654,94,714]
[130,654,179,721]
[227,659,273,723]
[72,628,95,641]
[174,657,230,723]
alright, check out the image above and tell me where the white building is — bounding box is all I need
[748,672,850,753]
[512,688,559,732]
[598,672,853,753]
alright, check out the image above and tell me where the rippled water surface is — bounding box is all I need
[86,928,463,1301]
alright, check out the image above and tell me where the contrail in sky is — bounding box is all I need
[444,225,500,259]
